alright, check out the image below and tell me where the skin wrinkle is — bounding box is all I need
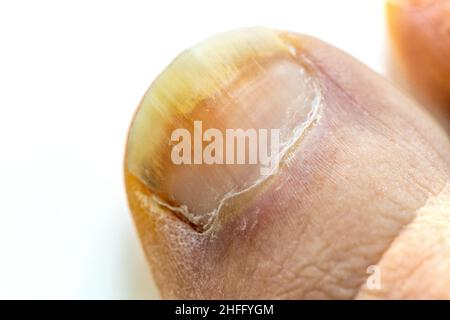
[272,54,448,298]
[369,153,424,217]
[251,246,297,298]
[245,205,309,298]
[311,245,374,298]
[410,125,449,169]
[321,269,360,297]
[302,35,449,169]
[307,139,439,298]
[274,264,320,299]
[215,184,308,298]
[343,73,446,177]
[355,180,450,298]
[303,252,360,299]
[374,184,415,219]
[348,178,447,298]
[289,224,360,295]
[271,187,371,299]
[303,262,347,296]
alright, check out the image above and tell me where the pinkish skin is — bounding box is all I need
[126,33,450,299]
[387,0,450,124]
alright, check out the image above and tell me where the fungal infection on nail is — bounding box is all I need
[125,27,323,232]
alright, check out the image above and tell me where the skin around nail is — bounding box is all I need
[125,28,450,299]
[387,0,450,124]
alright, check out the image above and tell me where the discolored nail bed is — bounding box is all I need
[125,28,323,232]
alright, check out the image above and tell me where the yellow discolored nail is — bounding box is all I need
[125,27,323,232]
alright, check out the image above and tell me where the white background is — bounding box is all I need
[0,0,386,299]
